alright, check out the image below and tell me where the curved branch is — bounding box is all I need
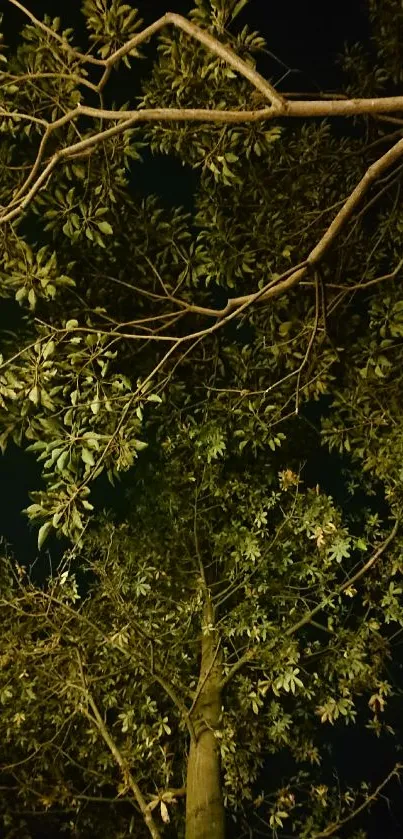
[311,763,402,839]
[2,3,403,228]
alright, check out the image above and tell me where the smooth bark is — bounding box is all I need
[186,601,225,839]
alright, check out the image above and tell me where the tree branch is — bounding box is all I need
[221,519,399,687]
[9,589,193,738]
[310,763,402,838]
[75,651,161,839]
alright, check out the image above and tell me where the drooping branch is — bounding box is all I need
[75,651,161,839]
[310,763,402,839]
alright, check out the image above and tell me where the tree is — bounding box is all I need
[1,0,403,837]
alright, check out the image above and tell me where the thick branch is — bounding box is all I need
[2,3,403,228]
[2,132,403,343]
[8,2,403,117]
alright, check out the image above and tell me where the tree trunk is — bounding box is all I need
[185,601,225,839]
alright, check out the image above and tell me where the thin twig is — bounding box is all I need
[310,763,402,838]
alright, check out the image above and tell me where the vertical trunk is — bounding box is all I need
[186,601,225,839]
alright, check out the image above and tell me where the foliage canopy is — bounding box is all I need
[1,1,403,837]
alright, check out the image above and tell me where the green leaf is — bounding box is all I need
[28,288,36,309]
[231,0,249,19]
[97,220,113,235]
[28,385,40,406]
[81,499,94,511]
[15,287,27,304]
[25,503,45,517]
[91,399,101,414]
[38,521,52,550]
[56,450,69,472]
[81,447,95,466]
[42,340,55,359]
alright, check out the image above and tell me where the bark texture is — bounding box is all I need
[185,601,225,839]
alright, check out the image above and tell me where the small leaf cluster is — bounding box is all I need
[82,0,143,63]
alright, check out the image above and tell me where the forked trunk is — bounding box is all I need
[185,602,225,839]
